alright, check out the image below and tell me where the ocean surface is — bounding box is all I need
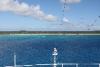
[0,35,100,67]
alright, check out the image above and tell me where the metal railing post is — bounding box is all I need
[76,64,78,67]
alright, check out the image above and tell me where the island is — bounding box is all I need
[0,31,100,35]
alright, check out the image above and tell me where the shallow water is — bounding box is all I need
[0,35,100,67]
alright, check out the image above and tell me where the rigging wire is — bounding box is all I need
[60,0,69,25]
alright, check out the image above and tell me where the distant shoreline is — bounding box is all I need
[8,34,100,35]
[0,31,100,35]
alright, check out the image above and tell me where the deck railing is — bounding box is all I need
[5,63,100,67]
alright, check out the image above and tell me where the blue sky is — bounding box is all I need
[0,0,100,31]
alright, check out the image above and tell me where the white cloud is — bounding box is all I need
[44,15,57,22]
[60,0,80,4]
[62,17,69,23]
[0,0,57,22]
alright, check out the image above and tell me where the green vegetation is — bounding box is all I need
[0,31,100,35]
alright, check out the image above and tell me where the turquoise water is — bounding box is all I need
[0,35,100,67]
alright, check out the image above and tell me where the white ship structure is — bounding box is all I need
[5,48,100,67]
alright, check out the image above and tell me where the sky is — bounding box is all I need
[0,0,100,31]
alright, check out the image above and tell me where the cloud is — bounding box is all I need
[60,0,80,4]
[62,17,69,23]
[0,0,57,22]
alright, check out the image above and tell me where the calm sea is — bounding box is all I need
[0,35,100,67]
